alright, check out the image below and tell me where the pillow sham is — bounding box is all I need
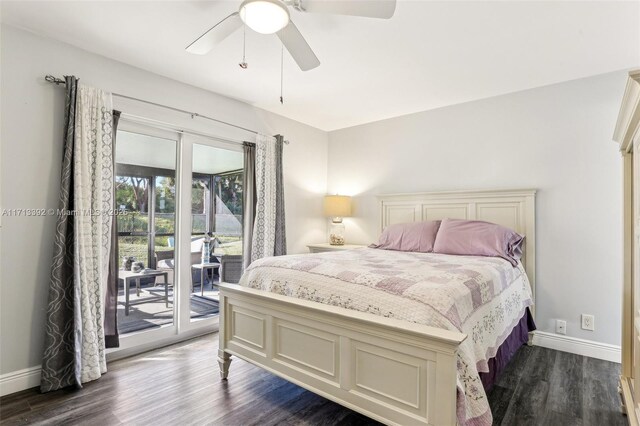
[432,218,524,266]
[369,220,441,253]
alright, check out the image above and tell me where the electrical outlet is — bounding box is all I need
[581,314,595,331]
[556,319,567,335]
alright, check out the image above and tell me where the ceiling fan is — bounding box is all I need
[186,0,397,71]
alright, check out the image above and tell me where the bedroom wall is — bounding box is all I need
[327,71,626,348]
[0,25,328,379]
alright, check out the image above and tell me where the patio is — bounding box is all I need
[117,275,220,334]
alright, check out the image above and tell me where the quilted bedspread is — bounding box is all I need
[240,247,533,426]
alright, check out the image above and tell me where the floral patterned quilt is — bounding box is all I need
[240,247,533,426]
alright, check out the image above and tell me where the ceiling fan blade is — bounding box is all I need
[186,12,242,55]
[299,0,396,19]
[277,20,320,71]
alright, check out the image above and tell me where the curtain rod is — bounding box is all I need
[120,112,247,148]
[44,75,289,144]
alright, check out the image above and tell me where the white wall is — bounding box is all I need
[0,25,328,376]
[327,71,626,347]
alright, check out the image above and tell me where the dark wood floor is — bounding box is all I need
[489,344,626,425]
[0,334,626,426]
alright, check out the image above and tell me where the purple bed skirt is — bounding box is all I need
[479,308,536,391]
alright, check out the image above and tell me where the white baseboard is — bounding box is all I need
[532,331,621,363]
[0,366,41,396]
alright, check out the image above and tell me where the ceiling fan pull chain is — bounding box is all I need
[239,25,248,69]
[280,43,284,104]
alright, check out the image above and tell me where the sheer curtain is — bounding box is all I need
[41,78,115,392]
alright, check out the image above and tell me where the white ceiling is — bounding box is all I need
[2,1,639,131]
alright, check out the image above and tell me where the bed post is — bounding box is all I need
[218,349,232,380]
[218,293,232,380]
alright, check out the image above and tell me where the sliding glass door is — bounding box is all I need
[110,119,244,353]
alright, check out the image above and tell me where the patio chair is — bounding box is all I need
[155,238,207,287]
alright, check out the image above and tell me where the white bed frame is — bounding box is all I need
[217,189,536,426]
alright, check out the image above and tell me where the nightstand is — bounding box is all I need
[307,243,366,253]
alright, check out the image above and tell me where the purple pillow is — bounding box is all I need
[432,219,524,266]
[369,221,441,253]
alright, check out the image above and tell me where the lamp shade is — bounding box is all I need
[323,195,351,218]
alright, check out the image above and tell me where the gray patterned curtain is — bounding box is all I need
[274,135,286,256]
[104,110,121,348]
[242,142,256,271]
[41,77,114,392]
[41,76,79,392]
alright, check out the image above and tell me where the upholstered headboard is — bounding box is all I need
[378,189,536,313]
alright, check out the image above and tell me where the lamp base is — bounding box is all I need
[329,221,345,246]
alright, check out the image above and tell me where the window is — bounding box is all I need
[116,176,150,266]
[154,176,176,261]
[190,171,243,250]
[213,170,243,255]
[191,177,210,235]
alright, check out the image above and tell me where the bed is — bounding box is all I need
[217,189,536,425]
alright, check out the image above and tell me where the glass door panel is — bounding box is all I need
[192,177,210,235]
[214,171,244,255]
[154,175,176,264]
[115,130,177,335]
[116,176,149,232]
[190,143,244,322]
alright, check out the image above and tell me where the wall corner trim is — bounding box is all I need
[0,366,41,396]
[612,69,640,152]
[532,331,621,363]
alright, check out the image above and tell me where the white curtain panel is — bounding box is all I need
[251,133,278,262]
[73,84,114,383]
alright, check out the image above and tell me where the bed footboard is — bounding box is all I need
[218,283,466,426]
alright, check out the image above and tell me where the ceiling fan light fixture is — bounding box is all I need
[239,0,290,34]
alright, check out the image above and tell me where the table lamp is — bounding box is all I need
[323,195,352,245]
